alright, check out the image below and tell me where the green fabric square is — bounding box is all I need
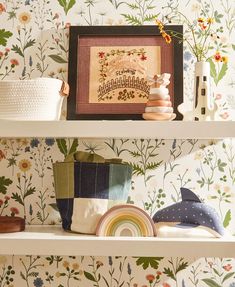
[108,164,132,200]
[53,162,74,199]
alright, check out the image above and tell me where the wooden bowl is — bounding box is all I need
[0,216,25,233]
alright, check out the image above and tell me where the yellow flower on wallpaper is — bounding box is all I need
[18,12,31,24]
[18,159,31,172]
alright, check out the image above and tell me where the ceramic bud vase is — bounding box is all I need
[194,61,215,121]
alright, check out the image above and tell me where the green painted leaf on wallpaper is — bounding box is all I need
[216,63,228,85]
[222,271,235,283]
[208,58,217,80]
[68,139,79,155]
[84,271,96,282]
[201,278,221,287]
[121,14,142,25]
[0,29,12,46]
[129,163,144,176]
[0,176,13,194]
[232,44,235,51]
[146,161,163,171]
[67,0,76,11]
[214,10,223,23]
[129,151,141,157]
[24,39,36,49]
[11,193,24,206]
[56,139,68,157]
[144,14,159,22]
[163,267,176,281]
[126,3,138,9]
[135,257,163,270]
[223,209,231,228]
[176,260,188,273]
[109,0,125,9]
[12,44,24,57]
[212,268,222,277]
[58,0,76,15]
[49,54,68,63]
[217,159,227,172]
[24,187,36,198]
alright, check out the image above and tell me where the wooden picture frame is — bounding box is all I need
[67,25,183,120]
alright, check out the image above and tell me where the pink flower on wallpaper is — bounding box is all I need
[146,274,155,283]
[220,112,229,119]
[215,93,223,100]
[10,207,20,216]
[163,283,171,287]
[223,264,233,271]
[10,59,19,66]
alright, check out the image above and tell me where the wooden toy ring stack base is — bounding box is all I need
[143,86,176,121]
[0,216,25,233]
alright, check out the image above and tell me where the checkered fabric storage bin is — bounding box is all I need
[53,152,132,234]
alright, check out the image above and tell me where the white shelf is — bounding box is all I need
[0,120,234,139]
[0,225,234,257]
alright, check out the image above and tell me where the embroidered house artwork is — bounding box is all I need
[89,46,161,105]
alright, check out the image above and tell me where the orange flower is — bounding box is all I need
[223,264,232,271]
[214,52,222,62]
[197,17,205,23]
[162,32,172,44]
[199,23,208,30]
[146,274,155,283]
[10,59,19,66]
[163,283,171,287]
[156,271,162,275]
[0,3,6,14]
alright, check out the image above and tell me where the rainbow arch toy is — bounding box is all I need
[96,204,156,237]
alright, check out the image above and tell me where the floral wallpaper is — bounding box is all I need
[0,0,235,287]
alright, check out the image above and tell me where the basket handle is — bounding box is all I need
[60,81,70,97]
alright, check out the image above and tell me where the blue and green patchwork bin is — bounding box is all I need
[53,152,132,234]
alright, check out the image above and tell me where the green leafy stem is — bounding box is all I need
[58,0,76,15]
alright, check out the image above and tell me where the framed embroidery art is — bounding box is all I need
[67,25,183,120]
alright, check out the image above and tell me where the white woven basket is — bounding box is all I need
[0,78,69,120]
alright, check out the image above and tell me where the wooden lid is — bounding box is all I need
[0,216,25,233]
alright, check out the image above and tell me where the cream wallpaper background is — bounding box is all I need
[0,0,235,286]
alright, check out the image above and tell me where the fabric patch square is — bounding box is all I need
[56,198,74,230]
[53,162,74,199]
[74,162,109,199]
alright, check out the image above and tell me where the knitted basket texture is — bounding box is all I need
[0,78,65,120]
